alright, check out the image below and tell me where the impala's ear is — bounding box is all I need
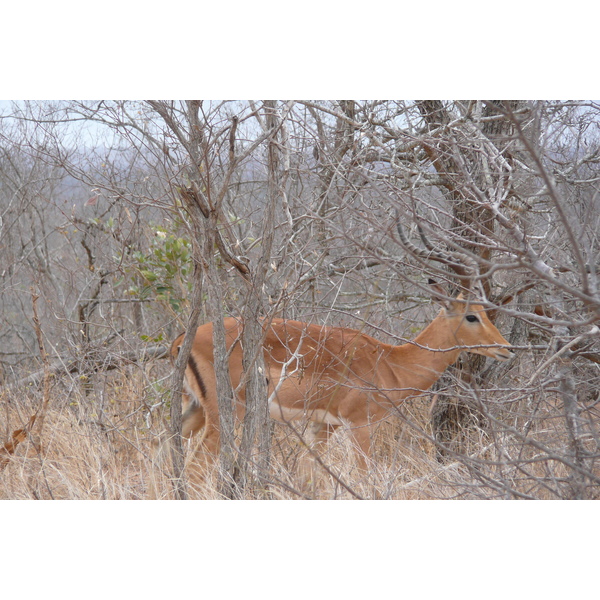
[427,279,453,311]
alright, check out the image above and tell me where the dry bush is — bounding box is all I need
[2,350,600,500]
[1,370,158,500]
[0,375,433,500]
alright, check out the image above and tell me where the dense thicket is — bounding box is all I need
[1,100,599,499]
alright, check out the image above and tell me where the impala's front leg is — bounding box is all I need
[296,420,336,492]
[347,420,375,472]
[305,420,337,448]
[339,392,378,472]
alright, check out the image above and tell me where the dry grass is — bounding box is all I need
[0,371,154,500]
[2,366,599,500]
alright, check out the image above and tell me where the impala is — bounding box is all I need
[171,278,514,472]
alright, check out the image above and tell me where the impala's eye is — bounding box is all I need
[466,314,479,323]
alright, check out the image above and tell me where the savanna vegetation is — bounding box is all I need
[1,100,599,500]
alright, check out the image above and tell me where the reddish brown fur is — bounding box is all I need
[171,289,513,473]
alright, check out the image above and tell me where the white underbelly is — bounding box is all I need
[268,399,343,426]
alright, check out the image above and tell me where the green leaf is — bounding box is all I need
[140,270,158,282]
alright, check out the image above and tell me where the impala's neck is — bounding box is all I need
[390,310,462,395]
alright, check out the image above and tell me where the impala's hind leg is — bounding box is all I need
[182,394,206,439]
[185,399,221,487]
[148,396,206,499]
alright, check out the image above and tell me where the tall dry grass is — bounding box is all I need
[2,364,599,500]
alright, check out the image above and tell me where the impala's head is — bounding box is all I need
[430,280,514,361]
[397,221,514,361]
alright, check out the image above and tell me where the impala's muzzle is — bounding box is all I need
[492,346,515,361]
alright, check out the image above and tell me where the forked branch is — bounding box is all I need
[396,216,478,294]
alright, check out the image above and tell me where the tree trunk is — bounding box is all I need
[237,101,283,496]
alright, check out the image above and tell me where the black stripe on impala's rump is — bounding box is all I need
[170,333,207,401]
[188,354,208,400]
